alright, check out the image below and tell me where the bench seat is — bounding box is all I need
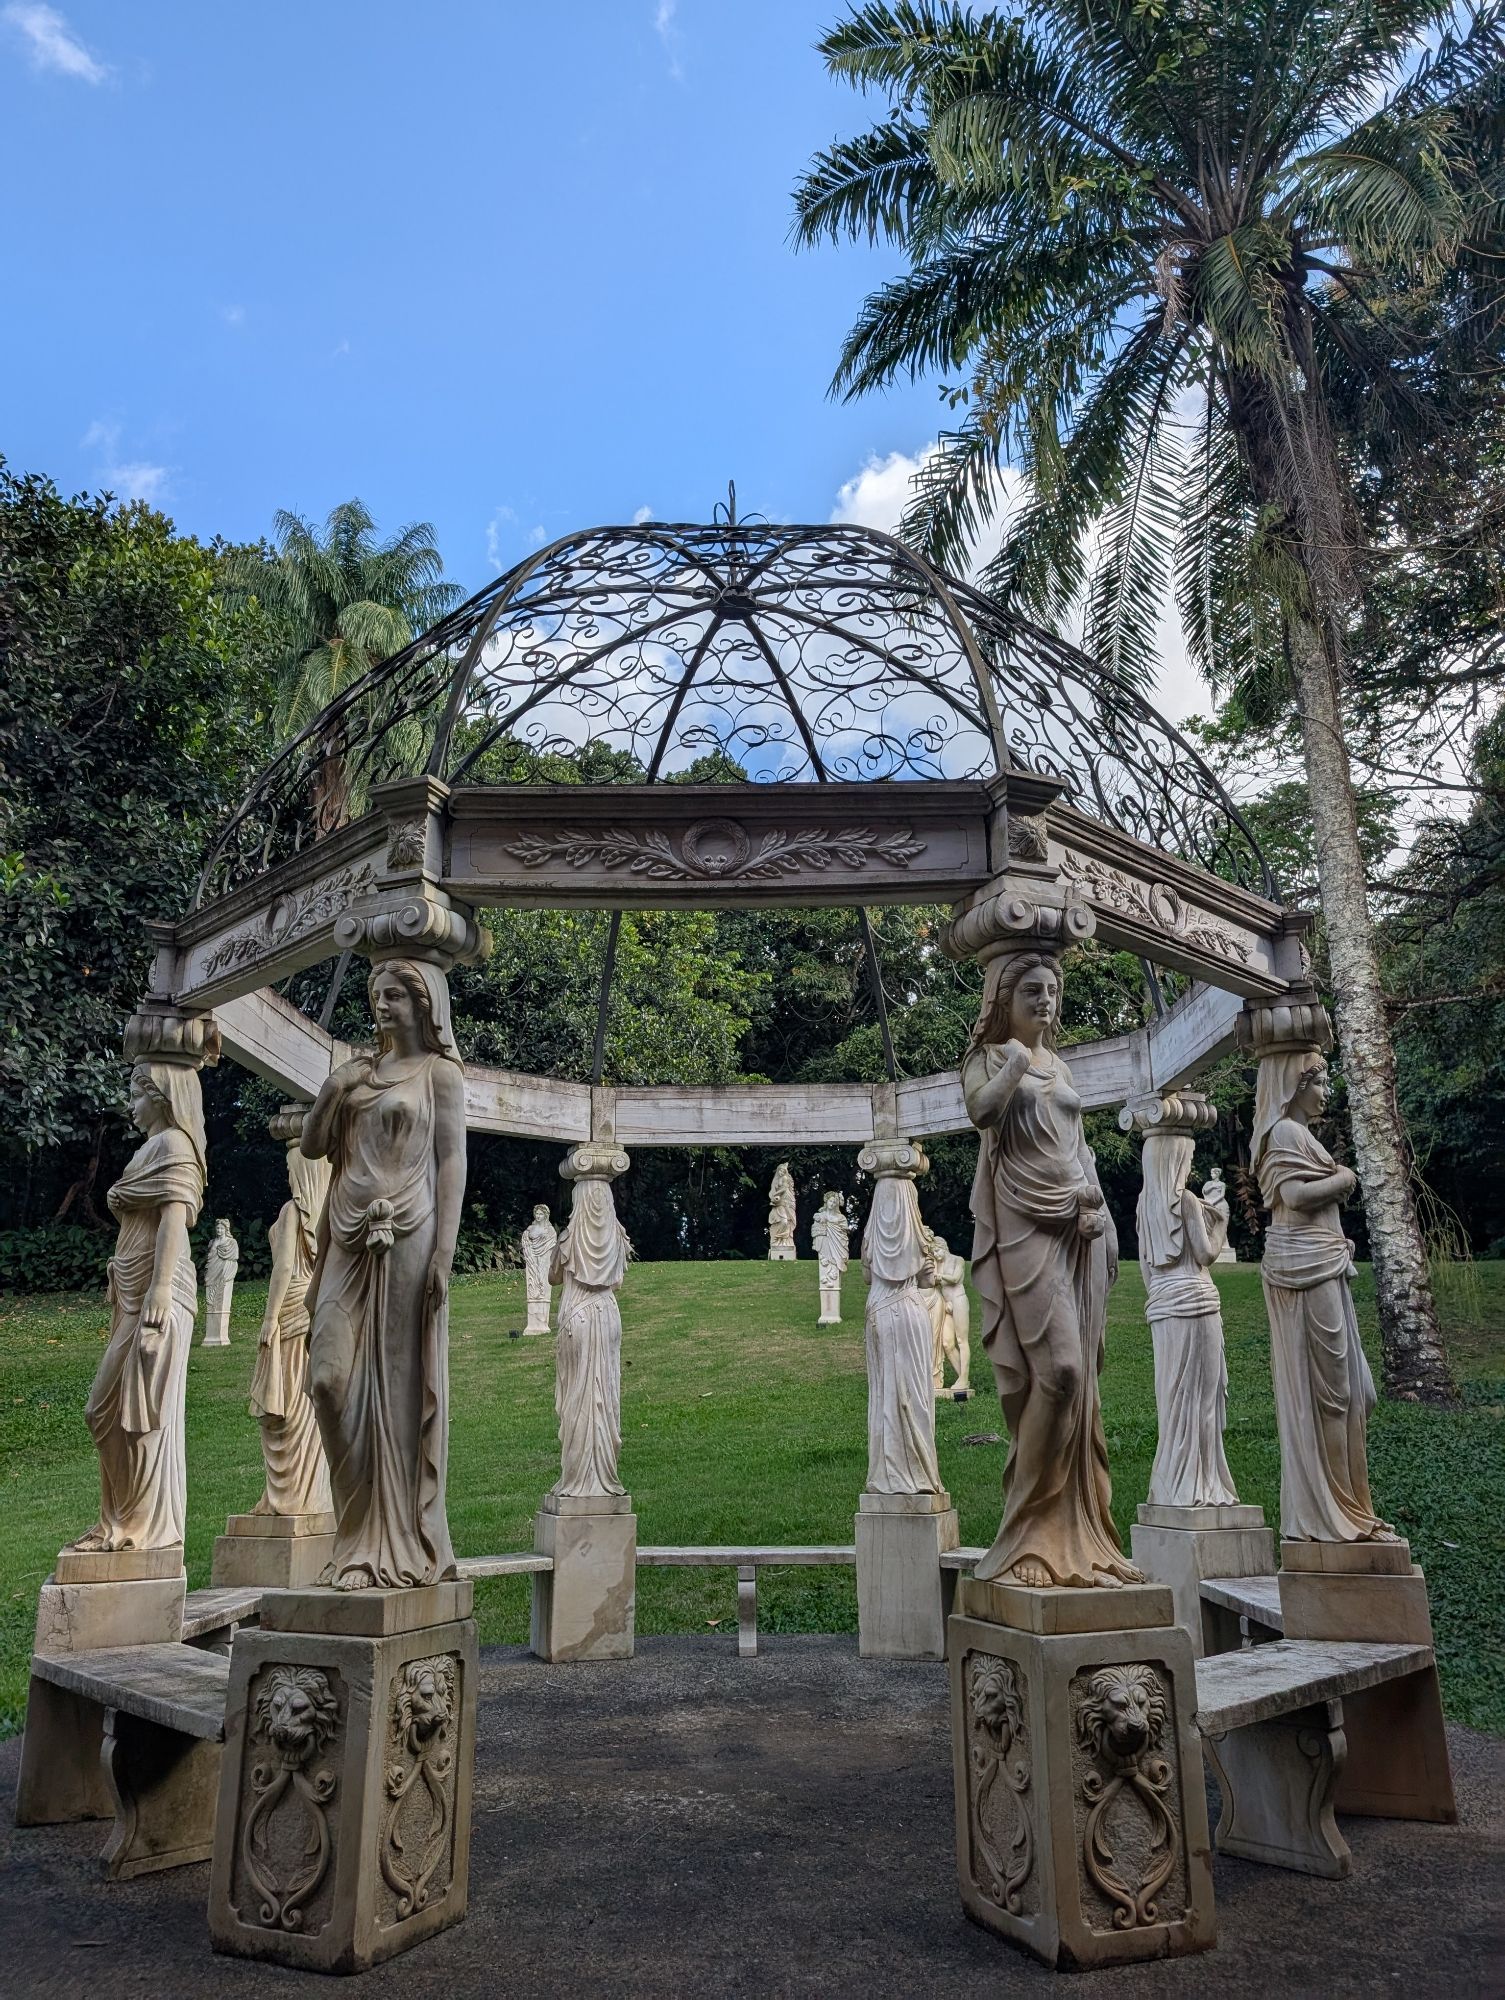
[181,1585,263,1647]
[31,1643,230,1742]
[1199,1573,1284,1637]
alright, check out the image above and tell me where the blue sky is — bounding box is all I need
[2,1,949,593]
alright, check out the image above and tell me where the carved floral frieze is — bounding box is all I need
[380,1654,459,1926]
[1071,1664,1182,1933]
[1058,849,1256,966]
[504,816,927,883]
[240,1663,341,1933]
[967,1653,1034,1916]
[201,861,378,980]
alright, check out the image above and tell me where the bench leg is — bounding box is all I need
[99,1708,222,1879]
[14,1675,110,1827]
[737,1566,758,1658]
[1204,1699,1350,1878]
[1336,1667,1456,1824]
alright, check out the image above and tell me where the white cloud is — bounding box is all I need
[220,303,245,327]
[82,419,170,504]
[4,3,108,82]
[652,0,683,79]
[484,505,517,572]
[331,336,351,358]
[524,524,548,550]
[631,504,655,526]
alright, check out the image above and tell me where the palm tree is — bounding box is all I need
[230,500,461,828]
[794,0,1501,1400]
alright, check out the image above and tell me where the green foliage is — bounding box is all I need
[0,1225,113,1294]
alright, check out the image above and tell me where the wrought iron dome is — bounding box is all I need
[197,507,1273,903]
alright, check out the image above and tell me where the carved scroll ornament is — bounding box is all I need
[203,861,378,979]
[241,1664,341,1932]
[1073,1664,1180,1932]
[381,1654,459,1923]
[968,1654,1034,1914]
[505,817,927,882]
[1058,849,1255,966]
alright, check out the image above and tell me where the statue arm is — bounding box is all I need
[961,1043,1029,1130]
[1181,1191,1228,1266]
[143,1200,193,1329]
[301,1058,365,1160]
[1279,1167,1356,1212]
[1264,1121,1356,1212]
[260,1207,296,1341]
[430,1064,467,1285]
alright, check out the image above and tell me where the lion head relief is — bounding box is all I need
[970,1657,1025,1757]
[1075,1665,1168,1770]
[393,1655,457,1758]
[253,1664,340,1768]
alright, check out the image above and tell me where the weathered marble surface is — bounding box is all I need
[521,1204,557,1334]
[202,1218,239,1347]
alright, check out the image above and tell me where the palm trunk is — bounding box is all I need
[1285,613,1458,1404]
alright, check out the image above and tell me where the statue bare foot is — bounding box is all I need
[66,1526,111,1553]
[1010,1559,1053,1588]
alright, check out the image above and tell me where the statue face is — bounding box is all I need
[1292,1062,1330,1118]
[216,1218,230,1240]
[533,1205,549,1221]
[128,1065,163,1135]
[1007,965,1058,1039]
[369,968,420,1041]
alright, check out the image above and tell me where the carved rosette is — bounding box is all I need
[384,818,429,871]
[237,1663,343,1935]
[333,898,492,968]
[379,1653,460,1927]
[1069,1664,1187,1935]
[941,887,1095,966]
[966,1653,1036,1917]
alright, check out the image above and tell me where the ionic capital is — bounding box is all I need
[1118,1088,1218,1139]
[562,1142,630,1184]
[857,1138,929,1182]
[268,1101,313,1147]
[333,896,492,968]
[941,880,1095,966]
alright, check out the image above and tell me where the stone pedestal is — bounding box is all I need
[817,1284,841,1326]
[769,1245,795,1262]
[857,1491,960,1659]
[1130,1504,1276,1657]
[531,1493,636,1662]
[1278,1539,1456,1824]
[209,1581,478,1975]
[213,1512,338,1590]
[523,1292,552,1335]
[949,1576,1215,1972]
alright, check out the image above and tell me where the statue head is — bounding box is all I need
[532,1204,550,1222]
[214,1217,231,1241]
[1252,1048,1331,1168]
[367,958,460,1062]
[822,1191,843,1213]
[127,1059,208,1178]
[970,950,1061,1053]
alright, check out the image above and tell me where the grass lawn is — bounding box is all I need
[3,1257,1501,1738]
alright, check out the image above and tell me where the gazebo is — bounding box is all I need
[18,511,1451,1977]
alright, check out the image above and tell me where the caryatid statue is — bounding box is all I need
[921,1228,972,1400]
[521,1203,558,1335]
[811,1191,852,1325]
[1120,1091,1240,1510]
[248,1105,334,1522]
[768,1160,797,1261]
[961,946,1141,1589]
[859,1143,944,1499]
[201,1216,239,1346]
[550,1145,631,1500]
[66,1008,218,1562]
[1244,1002,1399,1545]
[301,954,468,1589]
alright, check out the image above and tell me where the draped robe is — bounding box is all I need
[550,1182,629,1498]
[249,1191,333,1519]
[1140,1168,1239,1510]
[862,1179,943,1495]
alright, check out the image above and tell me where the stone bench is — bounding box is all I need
[638,1546,858,1657]
[1195,1638,1434,1877]
[1199,1573,1284,1650]
[20,1643,231,1879]
[181,1584,264,1649]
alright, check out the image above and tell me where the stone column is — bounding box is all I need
[16,998,220,1847]
[1238,993,1456,1826]
[939,860,1214,1970]
[530,1141,637,1662]
[210,884,489,1974]
[854,1139,960,1659]
[1121,1089,1274,1654]
[212,1104,336,1590]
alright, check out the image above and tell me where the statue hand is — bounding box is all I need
[143,1283,174,1330]
[258,1319,275,1348]
[425,1256,450,1312]
[999,1037,1032,1075]
[329,1056,371,1093]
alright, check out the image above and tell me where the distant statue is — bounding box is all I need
[921,1229,972,1399]
[551,1147,631,1500]
[1202,1168,1239,1264]
[67,1061,206,1555]
[861,1157,944,1496]
[1252,1051,1398,1544]
[1136,1114,1239,1510]
[811,1192,852,1324]
[522,1204,558,1335]
[962,951,1141,1589]
[202,1217,239,1347]
[302,959,466,1589]
[768,1161,797,1261]
[249,1112,333,1521]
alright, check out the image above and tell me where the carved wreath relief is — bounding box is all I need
[965,1653,1035,1917]
[239,1664,342,1933]
[380,1653,460,1926]
[1058,849,1256,966]
[1070,1664,1185,1934]
[203,860,379,979]
[506,817,927,882]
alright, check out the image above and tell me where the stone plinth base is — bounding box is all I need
[54,1544,184,1584]
[817,1285,841,1326]
[949,1576,1214,1971]
[1131,1507,1276,1657]
[209,1581,479,1975]
[856,1491,959,1660]
[35,1567,186,1653]
[524,1296,551,1335]
[769,1247,795,1262]
[213,1513,337,1589]
[1278,1542,1456,1825]
[531,1495,636,1661]
[201,1309,231,1348]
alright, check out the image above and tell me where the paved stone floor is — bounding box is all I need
[3,1635,1501,1998]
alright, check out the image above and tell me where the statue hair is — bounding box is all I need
[968,950,1062,1055]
